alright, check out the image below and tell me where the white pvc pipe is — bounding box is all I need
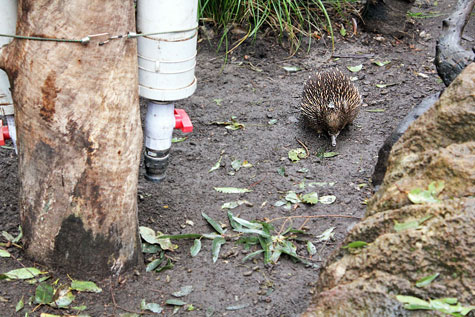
[137,0,198,101]
[144,101,175,151]
[1,0,18,154]
[0,0,17,108]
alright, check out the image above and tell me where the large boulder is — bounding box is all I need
[303,63,475,316]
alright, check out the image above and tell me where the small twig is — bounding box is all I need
[332,53,374,59]
[249,177,266,188]
[298,218,311,231]
[268,214,361,223]
[296,138,310,158]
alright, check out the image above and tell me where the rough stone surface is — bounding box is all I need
[303,64,475,316]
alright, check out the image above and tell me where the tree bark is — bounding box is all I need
[0,0,143,277]
[361,0,416,37]
[434,0,475,86]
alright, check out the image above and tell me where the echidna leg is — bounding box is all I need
[330,132,339,147]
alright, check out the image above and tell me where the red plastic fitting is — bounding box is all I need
[174,108,193,133]
[0,120,11,146]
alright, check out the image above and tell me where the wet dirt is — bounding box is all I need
[1,1,474,316]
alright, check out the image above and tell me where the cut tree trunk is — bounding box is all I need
[361,0,416,37]
[0,0,143,277]
[434,0,475,86]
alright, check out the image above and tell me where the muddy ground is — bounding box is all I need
[1,1,474,316]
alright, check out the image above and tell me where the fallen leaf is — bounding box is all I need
[214,187,252,194]
[373,60,391,66]
[209,156,222,173]
[70,280,102,293]
[301,192,319,204]
[316,227,335,242]
[282,66,301,72]
[319,195,336,204]
[288,148,307,162]
[342,241,368,249]
[347,64,363,73]
[172,285,193,297]
[416,273,439,288]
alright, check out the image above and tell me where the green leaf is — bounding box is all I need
[214,187,252,194]
[408,188,440,204]
[35,283,54,304]
[416,273,439,287]
[166,299,187,306]
[323,152,339,158]
[209,156,222,173]
[428,181,445,195]
[190,239,201,257]
[394,220,420,232]
[285,191,301,204]
[155,258,174,273]
[259,236,272,264]
[366,108,386,112]
[221,200,252,209]
[234,228,271,238]
[211,237,226,263]
[302,192,319,204]
[319,195,336,204]
[373,60,391,67]
[268,119,278,125]
[141,299,163,313]
[282,66,301,72]
[273,200,286,207]
[316,227,335,242]
[158,233,202,240]
[307,241,317,255]
[0,267,43,280]
[171,137,187,143]
[0,249,10,257]
[231,159,243,171]
[288,148,306,162]
[139,226,159,244]
[2,231,14,242]
[146,257,164,272]
[70,280,102,293]
[228,213,263,230]
[172,285,193,297]
[156,232,178,251]
[187,304,196,311]
[71,305,87,311]
[12,226,22,243]
[202,212,226,234]
[236,236,260,249]
[340,26,347,37]
[396,295,431,308]
[53,287,75,308]
[347,64,363,73]
[342,241,368,249]
[142,242,161,254]
[213,98,223,106]
[15,296,24,312]
[277,167,286,176]
[242,250,264,262]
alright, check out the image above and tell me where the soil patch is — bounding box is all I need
[1,1,473,315]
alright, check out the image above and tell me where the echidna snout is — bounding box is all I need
[300,69,361,146]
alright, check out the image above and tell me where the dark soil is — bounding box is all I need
[1,1,474,316]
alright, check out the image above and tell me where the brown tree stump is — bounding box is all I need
[361,0,416,37]
[0,0,143,277]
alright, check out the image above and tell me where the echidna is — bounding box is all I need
[301,69,361,146]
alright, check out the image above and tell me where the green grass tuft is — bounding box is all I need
[198,0,358,54]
